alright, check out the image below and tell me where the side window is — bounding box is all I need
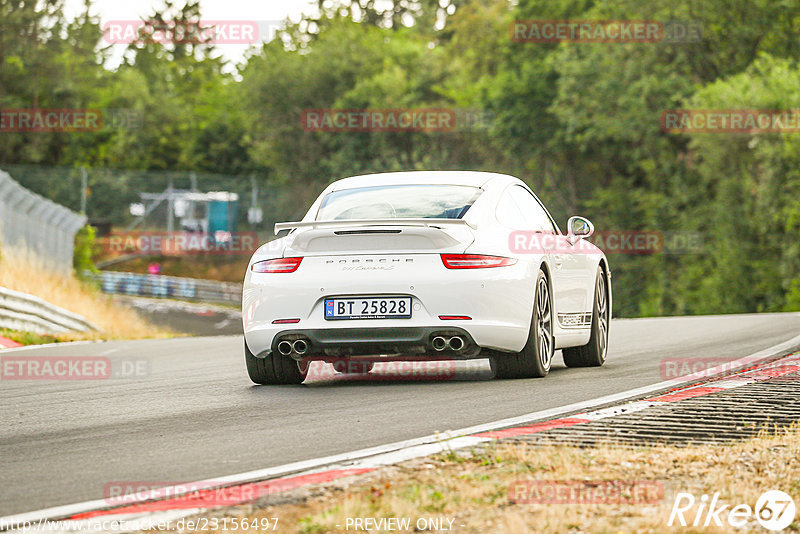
[496,188,527,229]
[508,186,556,233]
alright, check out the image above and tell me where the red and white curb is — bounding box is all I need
[476,351,800,439]
[0,336,23,349]
[3,333,800,533]
[0,340,99,353]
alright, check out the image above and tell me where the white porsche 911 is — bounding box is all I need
[242,171,611,384]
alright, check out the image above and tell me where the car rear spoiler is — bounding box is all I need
[274,218,476,234]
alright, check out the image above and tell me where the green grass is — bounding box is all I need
[0,329,61,346]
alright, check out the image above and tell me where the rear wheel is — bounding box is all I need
[493,269,553,379]
[563,267,609,368]
[245,341,308,384]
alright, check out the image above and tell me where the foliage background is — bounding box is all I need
[2,0,799,316]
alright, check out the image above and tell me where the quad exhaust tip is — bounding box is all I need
[281,335,462,355]
[292,339,308,355]
[277,339,309,356]
[277,340,293,356]
[447,336,464,351]
[432,335,465,351]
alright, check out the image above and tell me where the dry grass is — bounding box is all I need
[0,248,171,341]
[163,425,800,534]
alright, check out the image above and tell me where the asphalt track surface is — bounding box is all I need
[2,312,800,516]
[112,296,243,336]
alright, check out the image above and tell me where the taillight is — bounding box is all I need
[441,254,517,269]
[251,257,303,273]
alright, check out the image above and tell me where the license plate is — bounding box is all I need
[325,297,412,320]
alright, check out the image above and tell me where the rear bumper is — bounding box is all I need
[258,326,480,359]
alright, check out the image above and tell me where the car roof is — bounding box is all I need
[328,171,521,191]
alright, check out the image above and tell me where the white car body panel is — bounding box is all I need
[242,171,610,361]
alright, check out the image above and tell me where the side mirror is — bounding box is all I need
[567,216,594,238]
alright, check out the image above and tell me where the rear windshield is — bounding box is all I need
[316,184,481,220]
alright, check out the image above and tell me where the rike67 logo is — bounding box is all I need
[669,490,796,531]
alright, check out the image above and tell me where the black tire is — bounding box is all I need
[493,268,553,379]
[563,267,609,368]
[245,341,308,384]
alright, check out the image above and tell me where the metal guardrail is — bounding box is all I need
[0,286,98,334]
[0,169,87,273]
[87,271,242,305]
